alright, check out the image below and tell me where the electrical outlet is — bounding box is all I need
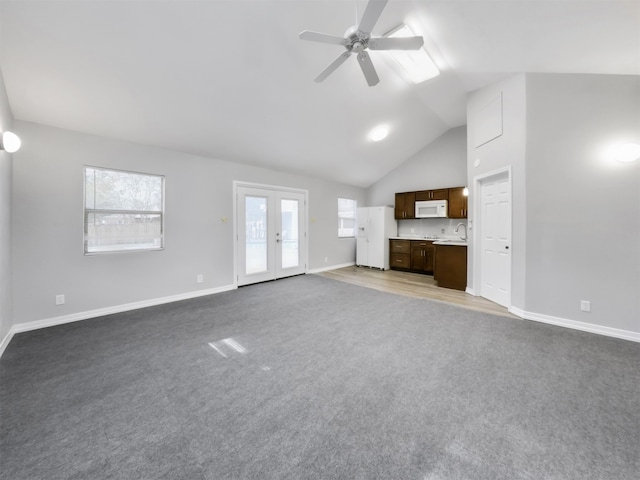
[441,228,445,234]
[580,300,591,312]
[55,294,65,306]
[324,257,328,263]
[197,274,204,284]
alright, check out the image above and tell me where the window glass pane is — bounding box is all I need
[86,213,162,253]
[84,167,164,254]
[85,168,95,209]
[338,198,357,238]
[280,199,299,269]
[245,196,268,275]
[87,167,162,211]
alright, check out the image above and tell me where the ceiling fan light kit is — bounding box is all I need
[299,0,425,87]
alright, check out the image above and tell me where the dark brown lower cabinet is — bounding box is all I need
[390,239,411,270]
[390,239,435,274]
[434,245,467,291]
[410,241,435,274]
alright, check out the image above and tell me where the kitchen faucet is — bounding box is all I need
[454,223,467,241]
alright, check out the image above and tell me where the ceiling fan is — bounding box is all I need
[299,0,424,86]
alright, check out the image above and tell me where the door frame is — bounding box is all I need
[471,166,512,307]
[233,181,309,288]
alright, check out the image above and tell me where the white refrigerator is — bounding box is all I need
[356,206,397,270]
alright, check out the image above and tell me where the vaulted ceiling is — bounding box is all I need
[1,1,638,187]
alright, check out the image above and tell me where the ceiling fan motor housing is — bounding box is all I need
[344,26,370,51]
[299,0,423,86]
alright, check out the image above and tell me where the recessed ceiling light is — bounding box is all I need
[368,125,389,142]
[386,24,440,84]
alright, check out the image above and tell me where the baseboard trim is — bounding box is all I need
[4,283,637,359]
[0,284,236,358]
[308,262,355,274]
[465,287,477,296]
[509,306,640,343]
[0,329,14,360]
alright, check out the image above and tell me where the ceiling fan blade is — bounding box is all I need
[357,51,380,86]
[299,30,348,46]
[314,51,352,82]
[368,36,424,50]
[358,0,389,35]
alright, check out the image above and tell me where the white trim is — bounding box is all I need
[0,284,235,359]
[471,165,512,309]
[465,287,477,296]
[0,329,14,359]
[233,181,309,287]
[308,262,356,274]
[509,306,640,343]
[3,284,638,360]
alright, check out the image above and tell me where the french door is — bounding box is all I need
[236,184,307,286]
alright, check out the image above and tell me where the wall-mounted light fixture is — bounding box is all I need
[611,143,640,163]
[0,131,21,153]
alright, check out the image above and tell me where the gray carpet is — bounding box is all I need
[1,274,639,480]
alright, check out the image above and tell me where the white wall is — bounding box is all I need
[468,73,640,339]
[0,69,14,346]
[366,126,467,207]
[466,74,528,309]
[524,73,639,333]
[11,121,365,326]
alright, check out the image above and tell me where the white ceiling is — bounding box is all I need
[1,0,638,187]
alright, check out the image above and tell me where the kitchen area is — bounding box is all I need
[356,186,468,291]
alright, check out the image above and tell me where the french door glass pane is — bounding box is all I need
[280,199,299,269]
[245,196,268,275]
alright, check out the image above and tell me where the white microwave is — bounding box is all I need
[415,200,448,218]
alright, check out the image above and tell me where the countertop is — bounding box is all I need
[389,236,468,246]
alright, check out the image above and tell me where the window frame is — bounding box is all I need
[337,197,357,239]
[83,166,165,255]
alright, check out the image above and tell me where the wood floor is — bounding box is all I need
[316,265,517,318]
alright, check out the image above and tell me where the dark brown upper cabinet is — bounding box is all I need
[448,187,468,218]
[415,189,449,201]
[394,192,416,219]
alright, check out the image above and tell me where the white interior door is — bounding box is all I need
[479,172,511,307]
[236,185,306,286]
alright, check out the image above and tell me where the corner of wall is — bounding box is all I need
[0,67,15,351]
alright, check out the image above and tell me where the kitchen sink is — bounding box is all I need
[433,239,468,246]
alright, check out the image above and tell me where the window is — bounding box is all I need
[84,166,164,254]
[338,198,357,238]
